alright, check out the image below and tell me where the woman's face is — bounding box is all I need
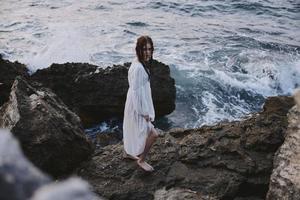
[142,42,153,62]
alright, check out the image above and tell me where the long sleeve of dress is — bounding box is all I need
[130,64,149,116]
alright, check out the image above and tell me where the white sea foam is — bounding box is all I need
[22,26,92,70]
[197,91,241,127]
[208,49,300,97]
[1,0,299,128]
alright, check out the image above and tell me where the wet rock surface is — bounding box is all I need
[0,77,94,177]
[153,187,214,200]
[2,56,299,200]
[266,91,300,200]
[0,129,51,200]
[31,59,176,127]
[77,96,295,200]
[0,129,103,200]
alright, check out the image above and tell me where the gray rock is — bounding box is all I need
[31,59,176,127]
[0,129,103,200]
[94,131,122,148]
[266,89,300,200]
[77,96,295,200]
[0,77,94,177]
[154,187,214,200]
[31,177,103,200]
[0,129,51,200]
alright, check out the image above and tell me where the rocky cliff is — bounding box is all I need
[266,90,300,200]
[77,96,295,200]
[1,56,299,200]
[0,77,94,177]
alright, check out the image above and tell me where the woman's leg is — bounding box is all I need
[137,128,158,171]
[123,151,139,160]
[139,128,158,162]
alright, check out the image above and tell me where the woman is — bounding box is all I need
[123,35,159,172]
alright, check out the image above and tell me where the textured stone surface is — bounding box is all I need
[154,187,215,200]
[77,96,294,200]
[0,129,51,200]
[0,129,103,200]
[0,77,94,177]
[266,90,300,200]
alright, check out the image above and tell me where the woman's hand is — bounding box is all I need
[142,115,150,122]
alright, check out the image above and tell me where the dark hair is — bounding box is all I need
[135,35,154,63]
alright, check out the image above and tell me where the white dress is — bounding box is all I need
[123,59,155,156]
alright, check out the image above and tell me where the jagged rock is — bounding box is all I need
[0,129,51,200]
[77,96,294,200]
[0,77,94,177]
[0,129,103,200]
[148,60,176,117]
[0,55,29,107]
[266,90,300,200]
[95,131,122,148]
[30,59,176,127]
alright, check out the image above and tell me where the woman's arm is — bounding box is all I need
[131,64,149,117]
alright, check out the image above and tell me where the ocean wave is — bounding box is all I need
[1,0,299,128]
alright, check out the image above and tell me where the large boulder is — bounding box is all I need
[77,96,294,200]
[0,129,103,200]
[0,77,94,177]
[266,90,300,200]
[0,129,51,200]
[0,55,29,107]
[148,60,176,117]
[31,59,176,127]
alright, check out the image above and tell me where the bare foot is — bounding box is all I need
[137,159,154,172]
[123,152,139,160]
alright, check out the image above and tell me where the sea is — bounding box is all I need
[1,0,299,133]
